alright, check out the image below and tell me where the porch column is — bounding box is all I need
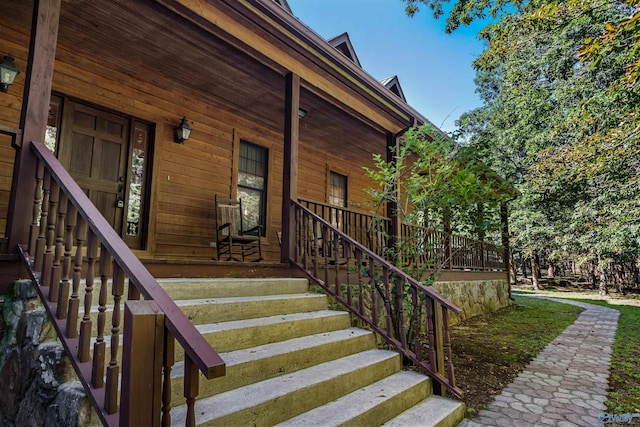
[281,72,300,263]
[6,0,61,253]
[385,133,400,263]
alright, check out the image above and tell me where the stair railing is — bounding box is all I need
[18,141,226,426]
[290,200,464,398]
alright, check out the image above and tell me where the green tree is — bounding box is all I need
[443,0,639,291]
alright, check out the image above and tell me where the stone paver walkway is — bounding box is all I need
[459,296,620,427]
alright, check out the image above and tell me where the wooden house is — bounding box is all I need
[0,0,511,425]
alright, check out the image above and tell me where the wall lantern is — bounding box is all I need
[0,54,20,93]
[174,117,192,144]
[298,108,307,119]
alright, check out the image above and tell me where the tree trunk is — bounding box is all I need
[598,263,608,296]
[589,261,597,290]
[615,263,626,296]
[521,254,528,278]
[531,251,541,290]
[509,252,517,286]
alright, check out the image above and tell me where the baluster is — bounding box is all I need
[128,283,141,300]
[344,241,351,308]
[92,248,112,388]
[312,218,318,278]
[369,258,377,327]
[34,169,49,271]
[66,217,87,338]
[356,250,364,315]
[56,202,77,319]
[105,262,125,414]
[333,232,339,295]
[441,307,455,387]
[29,161,44,255]
[412,287,420,360]
[302,212,308,268]
[396,275,406,348]
[41,180,59,288]
[383,269,392,337]
[425,298,437,371]
[162,329,175,427]
[78,230,98,362]
[184,356,200,427]
[322,226,329,286]
[49,192,66,300]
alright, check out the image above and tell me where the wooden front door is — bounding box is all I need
[58,101,129,236]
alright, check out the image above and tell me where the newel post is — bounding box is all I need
[281,72,300,263]
[6,0,61,252]
[120,301,165,426]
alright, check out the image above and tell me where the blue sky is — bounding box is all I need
[286,0,488,134]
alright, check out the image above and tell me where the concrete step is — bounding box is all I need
[170,349,403,426]
[275,370,433,426]
[156,277,310,299]
[189,309,351,354]
[170,327,377,401]
[96,309,351,366]
[174,293,329,324]
[86,292,329,334]
[382,395,466,427]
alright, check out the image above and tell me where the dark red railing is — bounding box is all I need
[290,201,464,398]
[300,198,505,272]
[18,141,225,426]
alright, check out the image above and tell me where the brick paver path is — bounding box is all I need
[459,296,620,427]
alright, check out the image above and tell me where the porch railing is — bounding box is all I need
[290,201,464,398]
[18,141,225,426]
[300,198,505,271]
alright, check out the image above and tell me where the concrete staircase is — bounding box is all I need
[157,277,465,426]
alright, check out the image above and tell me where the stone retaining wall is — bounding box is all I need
[433,279,510,325]
[0,280,96,427]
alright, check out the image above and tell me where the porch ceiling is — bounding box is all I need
[6,0,388,158]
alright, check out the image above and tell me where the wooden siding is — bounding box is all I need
[0,5,388,263]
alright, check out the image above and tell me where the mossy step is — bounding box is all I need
[170,327,377,401]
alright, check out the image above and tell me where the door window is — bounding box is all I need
[238,140,268,236]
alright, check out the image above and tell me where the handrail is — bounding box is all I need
[19,141,226,425]
[290,200,464,397]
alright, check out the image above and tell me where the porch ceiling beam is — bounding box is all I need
[6,0,61,252]
[155,0,410,134]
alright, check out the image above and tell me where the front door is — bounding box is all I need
[49,97,151,249]
[58,101,129,233]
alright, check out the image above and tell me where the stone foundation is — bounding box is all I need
[0,280,96,427]
[433,279,510,325]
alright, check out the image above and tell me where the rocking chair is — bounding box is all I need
[215,195,263,262]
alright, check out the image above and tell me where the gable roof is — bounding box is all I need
[379,76,406,102]
[327,32,362,67]
[271,0,292,14]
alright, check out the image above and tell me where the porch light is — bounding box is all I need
[298,108,307,119]
[174,117,192,144]
[0,54,20,93]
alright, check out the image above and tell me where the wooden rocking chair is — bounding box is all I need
[215,195,263,262]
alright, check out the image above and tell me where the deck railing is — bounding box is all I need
[18,141,225,426]
[300,198,505,271]
[290,201,464,398]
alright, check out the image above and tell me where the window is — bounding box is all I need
[329,171,347,207]
[238,140,268,235]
